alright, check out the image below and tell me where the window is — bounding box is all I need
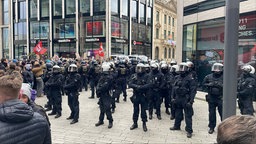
[2,28,9,59]
[168,31,171,38]
[168,48,171,58]
[111,0,118,15]
[14,22,27,40]
[147,7,152,25]
[3,0,9,24]
[66,0,76,15]
[80,0,90,14]
[139,3,145,24]
[156,28,159,39]
[30,21,49,39]
[156,11,159,22]
[93,0,106,13]
[41,1,49,17]
[172,32,174,40]
[131,0,137,22]
[122,0,128,16]
[172,17,175,26]
[172,48,175,59]
[164,48,167,58]
[19,1,26,20]
[168,16,171,25]
[53,0,62,16]
[164,30,167,39]
[155,47,159,59]
[164,15,167,24]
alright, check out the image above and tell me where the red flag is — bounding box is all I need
[33,41,47,55]
[98,42,104,57]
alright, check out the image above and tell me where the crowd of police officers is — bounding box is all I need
[30,57,256,138]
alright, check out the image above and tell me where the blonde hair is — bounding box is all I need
[0,71,23,99]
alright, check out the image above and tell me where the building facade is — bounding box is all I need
[0,0,153,59]
[153,0,177,61]
[177,0,256,85]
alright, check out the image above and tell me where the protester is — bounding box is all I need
[217,115,256,144]
[0,71,51,143]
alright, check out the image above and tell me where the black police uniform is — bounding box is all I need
[88,64,101,98]
[79,64,89,91]
[64,72,81,124]
[42,68,53,111]
[46,71,64,118]
[95,73,114,128]
[129,72,150,131]
[170,72,197,137]
[115,64,128,102]
[202,72,223,132]
[237,73,255,115]
[148,69,164,119]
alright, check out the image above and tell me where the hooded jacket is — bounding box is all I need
[0,99,51,144]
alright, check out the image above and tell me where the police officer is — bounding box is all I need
[46,65,64,118]
[79,61,89,91]
[148,62,164,120]
[170,62,197,138]
[237,65,255,116]
[115,61,128,102]
[95,62,114,129]
[160,63,173,115]
[64,64,81,124]
[43,62,53,111]
[129,63,150,132]
[169,64,179,120]
[202,63,224,134]
[88,60,101,99]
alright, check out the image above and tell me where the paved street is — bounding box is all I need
[36,90,220,144]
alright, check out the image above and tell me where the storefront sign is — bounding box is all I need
[133,40,143,45]
[85,38,100,42]
[58,39,71,42]
[112,38,127,43]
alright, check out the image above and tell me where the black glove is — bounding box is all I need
[186,102,193,108]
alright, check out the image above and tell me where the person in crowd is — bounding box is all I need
[148,62,164,120]
[45,65,63,118]
[88,60,101,99]
[43,62,53,111]
[32,61,45,97]
[217,115,256,144]
[19,83,50,126]
[202,63,224,134]
[22,63,34,87]
[237,65,255,116]
[170,62,197,138]
[78,61,89,91]
[0,71,51,143]
[5,62,17,75]
[0,58,8,71]
[115,60,128,102]
[95,62,114,129]
[129,63,151,132]
[64,63,81,124]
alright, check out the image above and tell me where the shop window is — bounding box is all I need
[80,0,90,14]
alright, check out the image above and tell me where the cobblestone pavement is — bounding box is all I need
[36,90,221,144]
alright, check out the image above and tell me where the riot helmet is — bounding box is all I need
[53,65,61,74]
[151,63,159,73]
[186,61,194,71]
[212,63,223,73]
[170,65,179,74]
[179,62,188,76]
[46,63,53,71]
[25,64,32,71]
[68,64,78,73]
[249,65,255,74]
[160,63,168,74]
[101,62,111,74]
[136,63,145,74]
[144,64,150,73]
[170,60,177,66]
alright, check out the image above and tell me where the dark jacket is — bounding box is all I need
[0,99,51,144]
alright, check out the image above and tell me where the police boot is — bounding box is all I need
[115,98,119,103]
[157,115,162,120]
[208,129,214,134]
[165,108,170,115]
[111,108,115,113]
[66,115,73,120]
[149,114,152,120]
[54,113,61,118]
[142,122,148,132]
[170,115,175,120]
[48,112,56,116]
[95,121,104,127]
[70,119,78,124]
[89,96,95,99]
[123,97,127,102]
[108,121,113,129]
[130,122,138,130]
[187,132,192,138]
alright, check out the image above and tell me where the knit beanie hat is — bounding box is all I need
[20,83,32,100]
